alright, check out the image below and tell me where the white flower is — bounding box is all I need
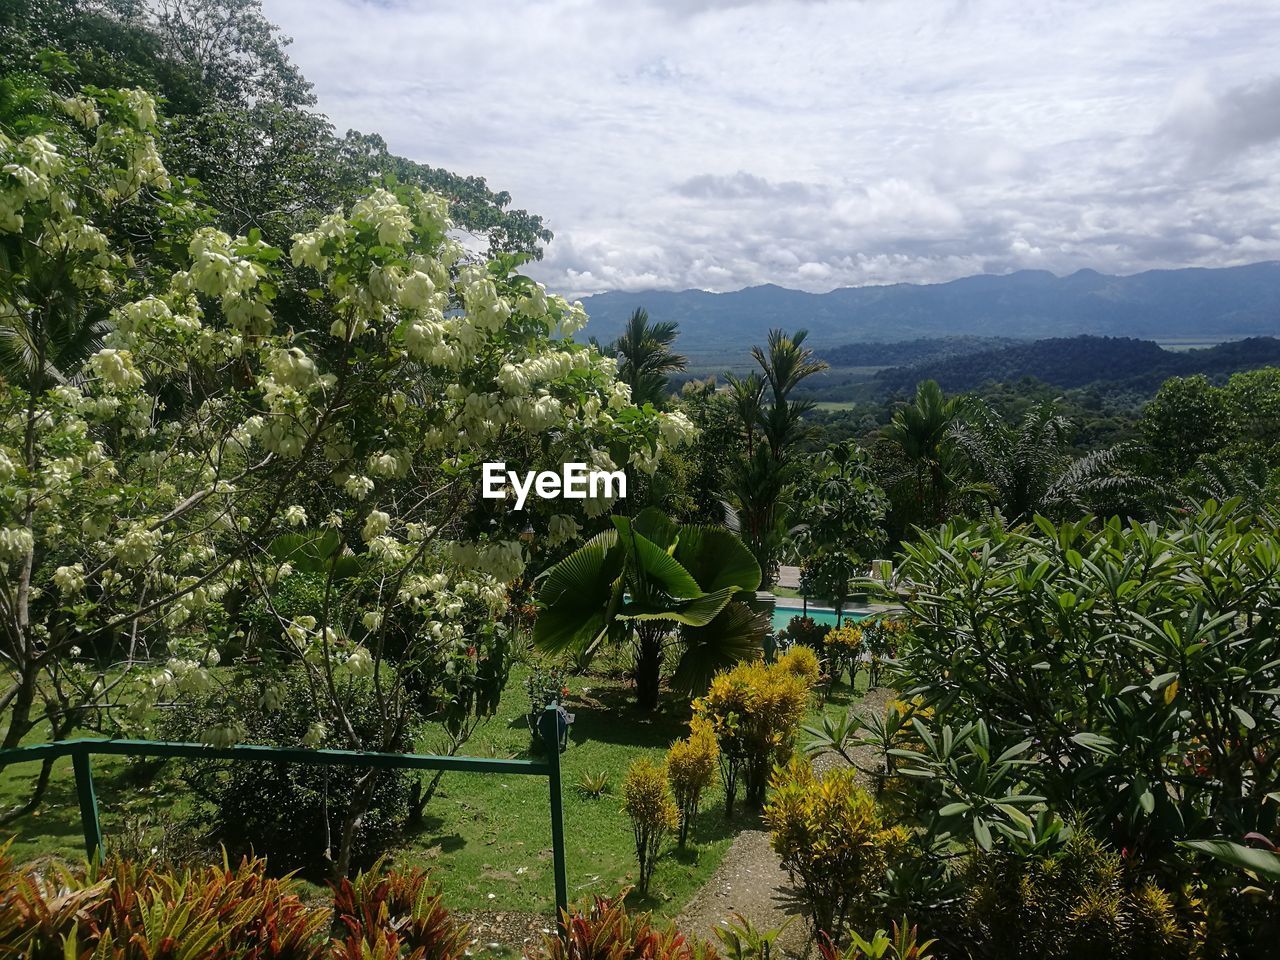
[302,722,327,748]
[361,509,391,542]
[546,515,581,548]
[53,564,86,594]
[362,610,383,632]
[90,348,143,390]
[343,474,375,500]
[345,646,374,677]
[284,505,307,527]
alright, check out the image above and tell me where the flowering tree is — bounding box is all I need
[0,79,693,873]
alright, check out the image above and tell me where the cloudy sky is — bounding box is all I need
[261,0,1280,298]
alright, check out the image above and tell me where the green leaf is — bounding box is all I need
[938,802,971,817]
[1181,840,1280,882]
[671,599,767,696]
[1232,705,1257,730]
[534,531,624,654]
[671,524,762,594]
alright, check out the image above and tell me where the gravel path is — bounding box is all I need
[675,687,896,958]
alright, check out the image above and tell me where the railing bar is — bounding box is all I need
[0,740,549,775]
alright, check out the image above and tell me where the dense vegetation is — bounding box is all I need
[870,334,1280,397]
[2,3,1279,958]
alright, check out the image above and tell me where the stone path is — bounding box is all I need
[675,687,895,958]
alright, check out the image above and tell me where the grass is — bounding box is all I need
[2,654,868,922]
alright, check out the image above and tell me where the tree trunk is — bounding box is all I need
[633,626,665,711]
[332,769,377,880]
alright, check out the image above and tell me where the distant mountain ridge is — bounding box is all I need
[872,335,1280,396]
[578,262,1280,357]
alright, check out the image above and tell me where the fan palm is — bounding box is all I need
[534,508,765,710]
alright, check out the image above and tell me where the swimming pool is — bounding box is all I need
[770,606,867,632]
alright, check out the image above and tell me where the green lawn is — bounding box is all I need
[0,657,867,921]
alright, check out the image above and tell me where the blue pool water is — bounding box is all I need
[770,606,867,632]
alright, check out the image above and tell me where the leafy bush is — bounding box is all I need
[825,624,863,686]
[532,896,719,959]
[623,757,680,895]
[0,850,327,960]
[695,660,812,813]
[961,831,1191,960]
[778,614,829,660]
[765,759,907,942]
[817,918,936,960]
[888,504,1280,862]
[331,860,466,960]
[776,644,821,688]
[667,718,720,847]
[0,849,468,960]
[163,671,415,876]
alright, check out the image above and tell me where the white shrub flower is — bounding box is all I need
[53,564,86,594]
[361,509,391,542]
[284,505,307,527]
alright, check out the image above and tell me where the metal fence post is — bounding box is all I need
[71,747,103,863]
[541,705,568,920]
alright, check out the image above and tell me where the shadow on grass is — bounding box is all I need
[564,685,691,750]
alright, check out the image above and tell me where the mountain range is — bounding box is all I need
[578,261,1280,359]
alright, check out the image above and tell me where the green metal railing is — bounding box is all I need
[0,704,569,915]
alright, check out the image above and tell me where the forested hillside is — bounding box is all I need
[872,335,1280,395]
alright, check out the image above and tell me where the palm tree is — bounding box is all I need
[728,330,827,584]
[534,508,765,711]
[603,307,686,408]
[951,399,1151,521]
[880,380,970,528]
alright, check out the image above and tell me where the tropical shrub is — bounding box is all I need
[331,861,467,960]
[765,759,907,941]
[535,507,765,710]
[775,643,821,688]
[623,757,679,895]
[667,718,720,847]
[578,770,611,799]
[163,670,415,875]
[817,918,936,960]
[532,896,719,960]
[886,503,1280,863]
[960,831,1191,960]
[713,913,794,960]
[825,624,863,687]
[777,614,828,660]
[695,659,812,813]
[0,848,470,960]
[0,851,327,960]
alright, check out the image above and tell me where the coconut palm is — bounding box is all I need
[603,307,686,408]
[534,508,765,710]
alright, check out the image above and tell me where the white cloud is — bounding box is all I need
[262,0,1280,297]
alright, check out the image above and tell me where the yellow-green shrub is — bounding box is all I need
[776,643,821,687]
[622,757,679,895]
[825,624,863,686]
[666,717,720,847]
[765,758,907,941]
[963,830,1193,960]
[695,660,811,813]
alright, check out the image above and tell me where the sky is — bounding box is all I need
[261,0,1280,299]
